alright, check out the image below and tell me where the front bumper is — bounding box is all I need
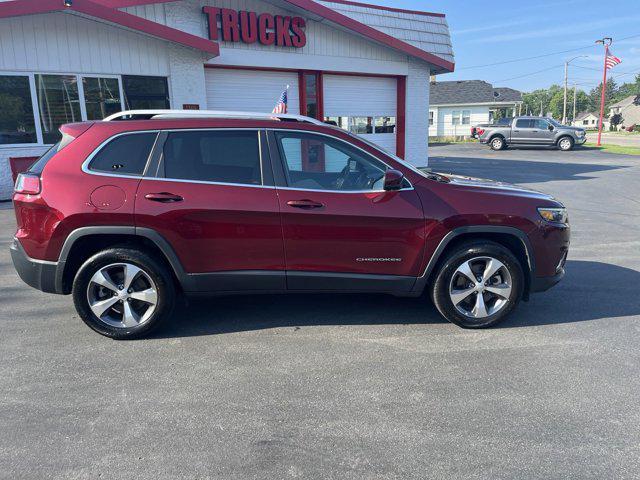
[576,136,587,145]
[10,237,60,294]
[530,268,565,293]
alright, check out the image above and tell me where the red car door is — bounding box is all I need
[269,130,425,291]
[135,129,285,292]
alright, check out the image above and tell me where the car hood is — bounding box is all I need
[431,172,561,203]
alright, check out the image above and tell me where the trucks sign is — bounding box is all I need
[203,7,307,48]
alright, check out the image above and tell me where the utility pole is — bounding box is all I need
[596,37,613,146]
[573,84,577,123]
[563,62,568,124]
[563,56,587,124]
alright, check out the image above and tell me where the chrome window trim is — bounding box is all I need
[82,128,269,188]
[269,128,414,193]
[138,176,275,190]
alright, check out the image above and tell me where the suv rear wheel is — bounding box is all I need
[72,248,175,339]
[489,136,505,150]
[430,241,524,328]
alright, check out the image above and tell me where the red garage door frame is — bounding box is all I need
[204,64,407,159]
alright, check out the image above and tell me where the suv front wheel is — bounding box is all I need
[430,241,524,328]
[72,248,175,339]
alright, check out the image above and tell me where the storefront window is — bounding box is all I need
[349,117,373,135]
[123,75,170,110]
[0,76,37,145]
[374,116,396,133]
[83,77,122,120]
[36,74,82,144]
[324,116,348,130]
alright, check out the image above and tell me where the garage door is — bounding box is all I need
[205,68,300,115]
[323,75,397,154]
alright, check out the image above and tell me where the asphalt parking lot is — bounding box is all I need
[1,144,639,479]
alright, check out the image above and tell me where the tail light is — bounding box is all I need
[14,173,41,195]
[476,128,485,136]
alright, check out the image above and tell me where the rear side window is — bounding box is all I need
[515,119,533,128]
[162,130,261,185]
[88,132,157,175]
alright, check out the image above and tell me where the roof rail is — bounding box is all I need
[103,110,326,125]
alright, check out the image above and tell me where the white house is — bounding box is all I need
[609,95,640,129]
[0,0,456,200]
[428,80,522,138]
[572,112,609,130]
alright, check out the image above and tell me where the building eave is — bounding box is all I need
[94,0,455,73]
[0,0,220,58]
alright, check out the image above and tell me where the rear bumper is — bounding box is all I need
[10,237,61,294]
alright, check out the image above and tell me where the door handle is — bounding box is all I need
[513,130,520,132]
[144,192,184,203]
[287,199,324,210]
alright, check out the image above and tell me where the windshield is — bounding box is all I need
[548,118,563,127]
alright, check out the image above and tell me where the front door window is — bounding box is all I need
[275,131,388,191]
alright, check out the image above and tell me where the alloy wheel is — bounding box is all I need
[559,138,572,150]
[449,256,513,319]
[86,263,158,329]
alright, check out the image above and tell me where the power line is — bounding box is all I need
[457,33,640,71]
[457,45,596,70]
[494,64,565,83]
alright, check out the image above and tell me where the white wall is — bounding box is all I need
[405,58,430,167]
[0,13,170,76]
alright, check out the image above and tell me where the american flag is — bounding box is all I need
[605,51,622,70]
[272,86,289,114]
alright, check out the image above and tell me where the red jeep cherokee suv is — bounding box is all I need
[11,111,569,339]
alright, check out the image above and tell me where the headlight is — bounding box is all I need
[538,207,568,224]
[577,130,585,137]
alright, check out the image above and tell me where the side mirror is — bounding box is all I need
[383,169,404,191]
[548,124,554,131]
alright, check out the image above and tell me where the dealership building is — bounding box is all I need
[0,0,454,199]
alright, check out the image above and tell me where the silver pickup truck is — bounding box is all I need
[478,116,587,151]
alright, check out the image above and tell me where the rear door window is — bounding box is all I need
[515,119,533,129]
[162,130,262,185]
[88,132,157,175]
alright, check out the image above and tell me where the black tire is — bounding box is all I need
[557,136,574,151]
[72,248,175,339]
[489,136,505,151]
[430,241,524,329]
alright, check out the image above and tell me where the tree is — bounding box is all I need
[588,78,618,112]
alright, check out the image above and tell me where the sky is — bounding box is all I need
[363,0,640,93]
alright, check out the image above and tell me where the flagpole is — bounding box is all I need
[596,37,612,147]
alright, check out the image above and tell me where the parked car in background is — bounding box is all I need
[471,117,512,139]
[478,117,586,151]
[11,110,570,339]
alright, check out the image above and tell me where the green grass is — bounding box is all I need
[584,143,640,155]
